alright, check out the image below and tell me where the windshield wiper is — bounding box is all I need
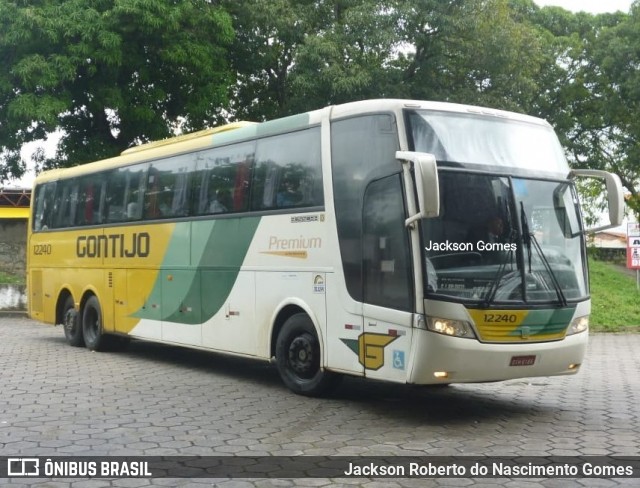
[519,202,568,307]
[480,198,517,307]
[481,245,515,307]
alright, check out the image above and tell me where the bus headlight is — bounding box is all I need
[567,315,589,335]
[426,316,476,339]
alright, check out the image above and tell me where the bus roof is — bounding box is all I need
[329,99,550,127]
[119,121,257,156]
[32,99,551,185]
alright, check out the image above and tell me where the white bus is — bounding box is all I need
[28,99,624,395]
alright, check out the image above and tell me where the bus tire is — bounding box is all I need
[82,295,105,351]
[275,313,341,396]
[62,296,83,347]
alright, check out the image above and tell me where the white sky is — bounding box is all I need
[533,0,634,14]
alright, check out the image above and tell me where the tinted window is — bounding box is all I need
[193,142,255,215]
[32,126,324,230]
[52,179,78,229]
[145,154,195,219]
[331,114,400,302]
[75,176,104,226]
[32,182,56,231]
[105,165,147,223]
[252,128,322,210]
[363,175,412,311]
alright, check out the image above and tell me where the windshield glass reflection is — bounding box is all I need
[422,172,587,304]
[407,110,570,174]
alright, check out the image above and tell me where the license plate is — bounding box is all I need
[510,355,536,366]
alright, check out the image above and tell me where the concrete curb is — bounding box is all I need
[0,310,28,318]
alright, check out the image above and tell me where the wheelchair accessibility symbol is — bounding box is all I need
[393,350,405,370]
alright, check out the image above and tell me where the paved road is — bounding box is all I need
[1,317,639,487]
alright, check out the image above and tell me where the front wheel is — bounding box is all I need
[275,313,341,396]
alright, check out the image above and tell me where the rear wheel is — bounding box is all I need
[275,313,341,396]
[62,296,83,347]
[82,295,105,351]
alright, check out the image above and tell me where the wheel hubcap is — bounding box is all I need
[288,334,316,378]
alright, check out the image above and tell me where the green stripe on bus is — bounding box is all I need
[512,307,576,337]
[134,217,261,324]
[212,113,311,146]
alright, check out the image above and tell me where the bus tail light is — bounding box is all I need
[425,316,476,339]
[567,315,589,335]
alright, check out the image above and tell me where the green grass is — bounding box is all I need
[0,270,25,285]
[1,262,637,329]
[588,258,640,331]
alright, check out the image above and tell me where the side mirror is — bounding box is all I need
[396,151,440,226]
[570,169,625,233]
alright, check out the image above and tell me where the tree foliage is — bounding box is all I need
[0,0,233,180]
[580,3,640,219]
[222,0,402,119]
[392,0,544,111]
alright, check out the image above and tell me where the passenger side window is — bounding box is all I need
[145,154,195,220]
[75,177,104,226]
[331,114,400,302]
[193,142,255,215]
[52,180,78,229]
[251,128,322,210]
[105,165,146,223]
[33,182,56,231]
[362,174,412,311]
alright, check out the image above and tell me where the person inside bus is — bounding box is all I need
[144,190,173,218]
[469,214,506,244]
[484,215,505,243]
[209,188,230,214]
[276,177,302,207]
[126,201,140,220]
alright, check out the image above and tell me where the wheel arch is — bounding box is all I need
[78,286,101,311]
[55,285,102,326]
[55,289,72,325]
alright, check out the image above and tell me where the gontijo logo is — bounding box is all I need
[341,333,399,370]
[76,232,150,258]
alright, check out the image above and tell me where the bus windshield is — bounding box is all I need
[422,172,588,304]
[407,110,570,174]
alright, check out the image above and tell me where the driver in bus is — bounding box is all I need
[469,214,506,245]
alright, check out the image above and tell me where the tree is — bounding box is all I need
[225,0,551,119]
[579,2,640,221]
[287,0,401,111]
[393,0,547,112]
[223,0,401,120]
[220,0,310,121]
[500,1,638,222]
[0,0,234,182]
[519,1,638,220]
